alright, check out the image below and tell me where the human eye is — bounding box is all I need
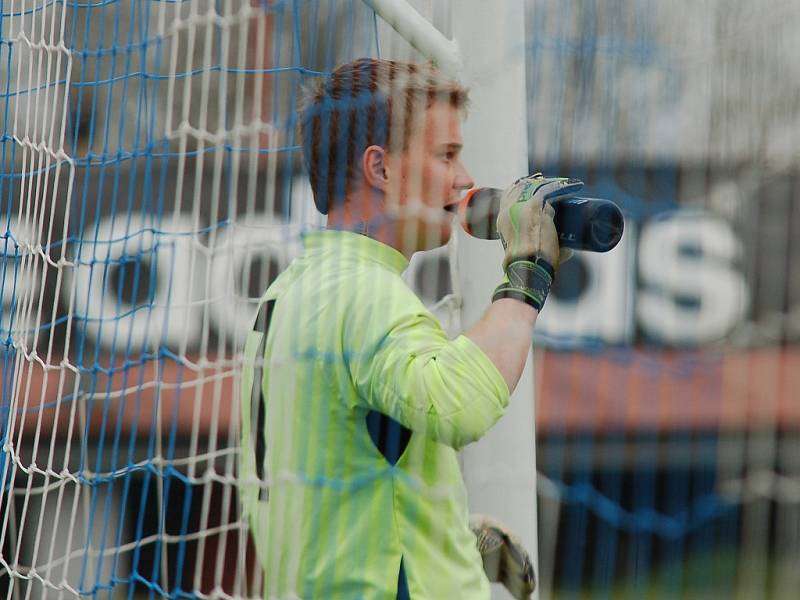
[437,144,461,163]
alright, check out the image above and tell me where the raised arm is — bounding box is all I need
[465,174,584,391]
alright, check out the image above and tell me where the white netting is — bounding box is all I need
[0,1,384,597]
[2,1,799,599]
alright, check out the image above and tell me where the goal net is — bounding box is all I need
[2,1,522,598]
[1,0,799,599]
[527,2,800,599]
[0,1,387,597]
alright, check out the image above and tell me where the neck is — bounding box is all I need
[325,195,413,258]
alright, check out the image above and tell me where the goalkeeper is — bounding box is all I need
[239,58,581,599]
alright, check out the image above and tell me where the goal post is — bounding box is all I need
[448,0,539,591]
[368,2,537,599]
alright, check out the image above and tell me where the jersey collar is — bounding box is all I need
[302,229,409,275]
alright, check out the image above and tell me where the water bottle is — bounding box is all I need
[457,187,624,252]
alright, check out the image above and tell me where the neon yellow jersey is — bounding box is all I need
[240,229,509,599]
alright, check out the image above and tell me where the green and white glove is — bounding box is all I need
[493,174,584,311]
[470,514,536,599]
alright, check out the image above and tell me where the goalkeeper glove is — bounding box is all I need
[493,174,584,311]
[470,514,536,599]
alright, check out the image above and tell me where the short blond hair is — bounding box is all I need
[298,58,469,214]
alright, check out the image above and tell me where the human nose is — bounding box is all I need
[453,160,475,191]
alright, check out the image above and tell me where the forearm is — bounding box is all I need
[464,298,537,392]
[466,176,581,391]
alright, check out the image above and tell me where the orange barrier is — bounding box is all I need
[4,346,799,441]
[537,346,800,431]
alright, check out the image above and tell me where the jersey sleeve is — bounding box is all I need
[343,266,510,451]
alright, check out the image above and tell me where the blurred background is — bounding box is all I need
[1,1,798,598]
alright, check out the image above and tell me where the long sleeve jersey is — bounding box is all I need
[239,229,509,599]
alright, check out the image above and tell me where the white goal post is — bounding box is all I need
[367,2,538,599]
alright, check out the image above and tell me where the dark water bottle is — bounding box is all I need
[457,187,625,252]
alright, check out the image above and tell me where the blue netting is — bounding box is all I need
[0,1,379,597]
[526,2,799,598]
[1,1,797,599]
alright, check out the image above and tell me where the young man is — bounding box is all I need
[239,58,581,599]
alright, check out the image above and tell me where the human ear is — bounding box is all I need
[362,145,389,192]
